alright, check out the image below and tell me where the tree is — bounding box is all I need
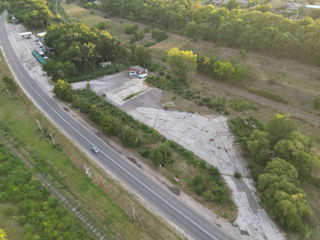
[213,61,235,81]
[125,24,138,34]
[0,229,7,240]
[130,45,152,68]
[151,28,168,42]
[53,79,73,102]
[258,173,312,233]
[263,158,299,183]
[247,130,270,164]
[120,128,140,147]
[274,139,314,179]
[185,21,200,40]
[224,0,240,10]
[167,48,197,84]
[152,141,171,166]
[266,114,296,146]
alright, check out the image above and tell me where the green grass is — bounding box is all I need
[248,88,289,104]
[0,50,182,240]
[0,204,24,240]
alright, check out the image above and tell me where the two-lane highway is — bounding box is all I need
[0,11,235,240]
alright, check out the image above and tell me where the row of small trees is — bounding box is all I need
[229,115,317,234]
[0,143,92,240]
[53,81,232,205]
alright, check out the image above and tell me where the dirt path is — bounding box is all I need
[196,73,320,126]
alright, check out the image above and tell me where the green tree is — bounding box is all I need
[0,229,7,240]
[152,141,171,166]
[185,21,200,40]
[53,79,73,102]
[130,45,152,68]
[213,61,235,81]
[274,139,314,179]
[125,24,138,34]
[120,128,140,147]
[266,114,296,146]
[167,48,197,84]
[151,28,168,42]
[263,158,299,183]
[247,130,270,164]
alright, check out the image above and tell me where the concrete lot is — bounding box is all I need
[72,73,285,240]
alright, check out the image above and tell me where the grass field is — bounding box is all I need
[0,49,182,240]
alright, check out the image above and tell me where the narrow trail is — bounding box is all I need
[196,73,320,126]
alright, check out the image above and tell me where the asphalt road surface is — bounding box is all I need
[0,11,235,240]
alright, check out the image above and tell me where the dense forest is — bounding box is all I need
[9,0,52,28]
[43,22,124,79]
[100,0,320,65]
[230,115,316,234]
[0,143,92,240]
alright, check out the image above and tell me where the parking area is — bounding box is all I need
[5,21,53,93]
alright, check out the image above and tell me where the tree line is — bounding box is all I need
[100,0,320,66]
[229,114,317,234]
[0,142,92,240]
[9,0,52,28]
[53,81,233,207]
[43,22,124,80]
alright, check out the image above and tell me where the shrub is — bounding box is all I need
[312,95,320,109]
[125,24,138,34]
[229,99,257,112]
[134,29,145,41]
[120,128,140,147]
[2,76,18,92]
[152,28,168,42]
[234,172,241,179]
[96,21,107,30]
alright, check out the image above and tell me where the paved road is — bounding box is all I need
[0,11,235,240]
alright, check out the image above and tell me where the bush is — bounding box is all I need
[312,95,320,109]
[2,76,18,92]
[120,128,140,147]
[152,28,168,42]
[143,26,150,33]
[96,21,107,30]
[234,172,241,179]
[229,99,257,112]
[125,24,138,34]
[134,29,145,41]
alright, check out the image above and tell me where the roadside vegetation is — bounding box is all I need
[229,114,319,235]
[53,81,236,218]
[0,50,182,240]
[0,143,93,240]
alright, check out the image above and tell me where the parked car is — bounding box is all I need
[138,73,147,78]
[34,38,40,42]
[129,71,137,76]
[43,56,48,60]
[91,146,100,154]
